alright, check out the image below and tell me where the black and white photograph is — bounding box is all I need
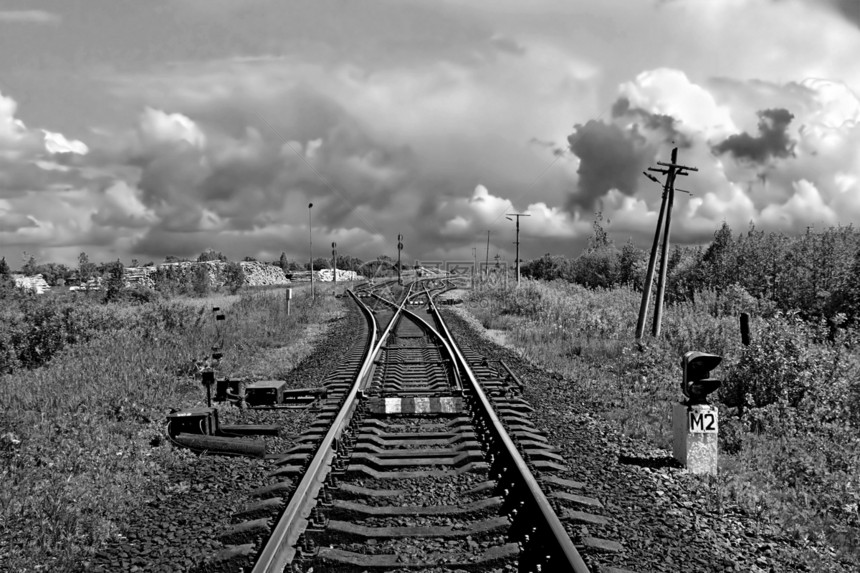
[1,1,858,572]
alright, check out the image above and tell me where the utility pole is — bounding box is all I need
[472,246,477,289]
[397,234,404,285]
[485,231,490,282]
[308,202,314,300]
[506,213,530,285]
[635,147,697,338]
[331,242,337,286]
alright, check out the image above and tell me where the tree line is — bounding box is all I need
[522,217,860,323]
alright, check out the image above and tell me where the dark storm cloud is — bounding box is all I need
[490,35,526,56]
[133,229,231,260]
[300,123,418,229]
[566,120,652,210]
[611,97,693,148]
[795,0,860,28]
[712,108,796,163]
[0,159,90,196]
[833,0,860,27]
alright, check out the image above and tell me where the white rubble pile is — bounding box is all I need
[12,274,51,294]
[239,261,290,286]
[315,268,362,282]
[123,261,289,289]
[125,266,157,289]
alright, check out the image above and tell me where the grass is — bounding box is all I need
[463,279,860,561]
[0,286,344,572]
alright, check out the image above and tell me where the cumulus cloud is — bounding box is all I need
[0,90,99,211]
[135,107,207,151]
[618,68,738,141]
[89,94,427,261]
[611,97,693,148]
[43,130,89,155]
[53,67,860,262]
[5,25,860,268]
[579,69,860,245]
[91,180,157,229]
[88,51,590,262]
[436,184,587,257]
[799,78,860,131]
[760,179,837,229]
[0,91,29,147]
[0,10,60,24]
[566,120,652,210]
[712,108,796,163]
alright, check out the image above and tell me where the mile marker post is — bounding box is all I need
[286,287,292,316]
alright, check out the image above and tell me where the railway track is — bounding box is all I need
[226,280,598,573]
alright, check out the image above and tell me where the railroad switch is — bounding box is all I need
[245,380,287,406]
[166,407,220,437]
[281,387,328,407]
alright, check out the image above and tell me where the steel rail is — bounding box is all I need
[370,293,463,392]
[360,287,412,391]
[427,296,592,573]
[422,281,458,304]
[252,290,405,572]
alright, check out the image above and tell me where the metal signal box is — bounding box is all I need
[245,380,287,406]
[166,407,220,437]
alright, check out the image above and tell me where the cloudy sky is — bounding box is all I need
[1,0,859,267]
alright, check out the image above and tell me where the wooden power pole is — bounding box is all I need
[506,213,530,285]
[397,234,404,285]
[485,230,490,282]
[331,242,337,286]
[635,147,698,339]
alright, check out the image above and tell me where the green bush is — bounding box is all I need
[0,296,128,373]
[223,261,245,295]
[720,312,859,428]
[0,294,202,375]
[192,264,211,297]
